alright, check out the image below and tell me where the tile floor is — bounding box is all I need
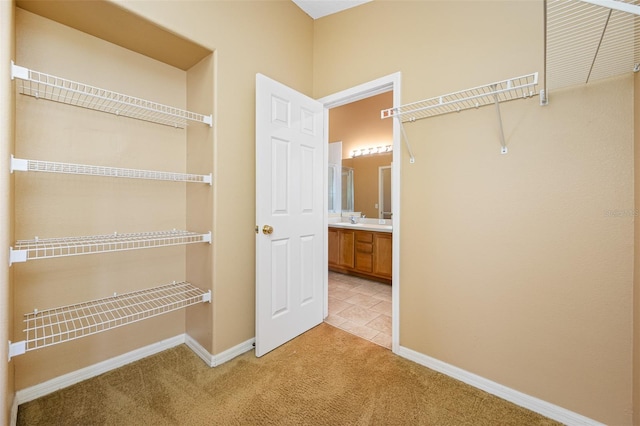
[325,271,392,349]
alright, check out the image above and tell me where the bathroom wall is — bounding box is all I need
[330,93,393,218]
[314,2,633,424]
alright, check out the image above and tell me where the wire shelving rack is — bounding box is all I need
[11,61,213,128]
[380,73,540,160]
[9,230,212,265]
[381,73,539,123]
[8,281,211,359]
[11,156,212,185]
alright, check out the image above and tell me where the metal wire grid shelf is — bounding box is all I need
[380,73,539,123]
[545,0,640,95]
[380,73,539,161]
[10,61,213,128]
[8,281,211,359]
[9,230,212,265]
[10,155,212,185]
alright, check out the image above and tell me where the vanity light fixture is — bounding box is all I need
[351,144,392,158]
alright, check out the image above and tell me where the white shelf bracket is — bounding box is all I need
[205,173,213,186]
[396,116,415,164]
[203,115,213,127]
[203,231,212,244]
[491,85,508,155]
[10,61,29,81]
[202,290,212,303]
[9,247,27,266]
[10,155,28,173]
[8,340,26,361]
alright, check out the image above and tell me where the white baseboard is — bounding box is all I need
[397,346,605,426]
[14,334,186,406]
[212,337,255,366]
[185,334,255,367]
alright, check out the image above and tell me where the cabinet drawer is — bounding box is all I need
[355,241,373,254]
[355,231,373,243]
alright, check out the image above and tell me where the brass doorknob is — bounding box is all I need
[262,225,274,235]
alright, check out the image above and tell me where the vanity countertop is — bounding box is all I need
[328,221,392,233]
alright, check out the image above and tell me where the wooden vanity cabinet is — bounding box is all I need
[355,231,374,273]
[328,227,391,284]
[373,232,393,278]
[328,227,355,269]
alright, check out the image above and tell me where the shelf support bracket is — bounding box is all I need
[396,116,415,164]
[9,247,27,266]
[8,340,26,361]
[10,61,29,81]
[491,85,508,155]
[203,231,212,244]
[203,290,212,303]
[10,155,28,173]
[204,173,213,186]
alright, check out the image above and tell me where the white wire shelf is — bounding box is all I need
[10,155,212,185]
[545,0,640,93]
[381,73,539,123]
[10,61,213,128]
[8,281,211,358]
[9,230,212,265]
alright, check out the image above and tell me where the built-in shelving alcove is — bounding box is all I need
[10,0,215,391]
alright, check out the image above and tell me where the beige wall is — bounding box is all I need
[1,0,15,423]
[116,0,315,355]
[314,2,633,425]
[13,8,190,389]
[634,72,640,426]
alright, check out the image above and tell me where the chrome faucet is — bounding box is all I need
[350,215,357,224]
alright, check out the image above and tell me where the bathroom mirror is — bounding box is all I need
[335,153,391,218]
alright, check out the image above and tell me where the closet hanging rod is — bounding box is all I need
[10,156,212,185]
[381,72,539,123]
[8,281,211,359]
[10,61,213,128]
[9,229,212,266]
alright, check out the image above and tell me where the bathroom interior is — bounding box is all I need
[325,91,394,349]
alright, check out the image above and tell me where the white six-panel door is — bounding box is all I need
[255,74,324,357]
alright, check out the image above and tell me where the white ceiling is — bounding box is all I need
[292,0,372,19]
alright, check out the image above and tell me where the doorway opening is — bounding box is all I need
[319,73,401,353]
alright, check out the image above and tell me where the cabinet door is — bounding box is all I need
[328,228,339,266]
[373,232,393,279]
[355,231,374,273]
[339,230,355,268]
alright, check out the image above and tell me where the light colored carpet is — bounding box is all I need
[18,323,560,425]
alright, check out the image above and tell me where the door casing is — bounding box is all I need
[318,72,402,352]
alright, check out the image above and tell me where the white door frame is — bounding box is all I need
[318,72,401,353]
